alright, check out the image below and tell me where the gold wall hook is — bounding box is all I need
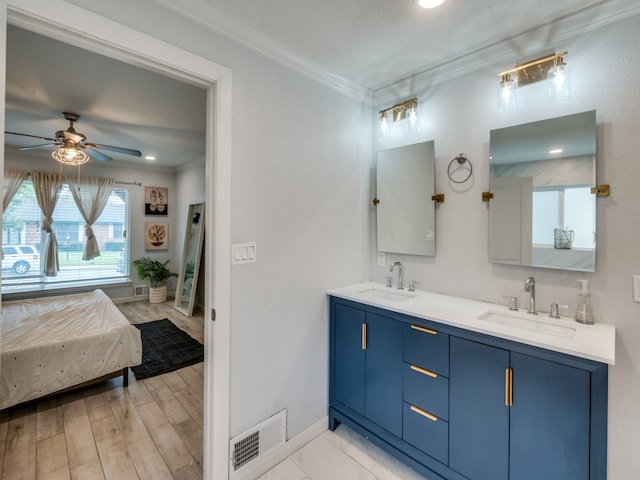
[482,192,494,202]
[372,197,380,206]
[432,193,445,203]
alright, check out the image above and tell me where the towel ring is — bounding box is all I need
[447,153,472,184]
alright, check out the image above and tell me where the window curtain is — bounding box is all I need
[66,175,115,261]
[31,171,63,276]
[3,169,27,210]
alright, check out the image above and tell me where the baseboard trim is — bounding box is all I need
[231,416,328,480]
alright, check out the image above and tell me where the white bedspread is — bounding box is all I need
[1,289,142,409]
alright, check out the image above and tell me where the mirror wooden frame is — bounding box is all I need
[174,203,205,316]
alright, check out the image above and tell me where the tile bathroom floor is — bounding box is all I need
[258,424,430,480]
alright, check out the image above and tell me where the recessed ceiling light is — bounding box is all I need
[145,155,156,161]
[417,0,447,8]
[549,149,563,154]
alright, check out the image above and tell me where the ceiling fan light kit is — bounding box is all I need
[5,111,142,165]
[51,145,90,166]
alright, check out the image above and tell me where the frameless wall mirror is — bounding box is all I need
[489,110,596,272]
[376,141,436,256]
[174,203,205,316]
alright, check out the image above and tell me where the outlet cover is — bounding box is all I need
[377,252,386,267]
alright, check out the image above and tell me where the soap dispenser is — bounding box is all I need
[574,279,594,325]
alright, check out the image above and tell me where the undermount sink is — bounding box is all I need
[477,309,576,339]
[357,287,417,302]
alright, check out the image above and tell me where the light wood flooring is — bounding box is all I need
[0,299,205,480]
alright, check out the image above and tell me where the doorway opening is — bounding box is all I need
[1,4,232,479]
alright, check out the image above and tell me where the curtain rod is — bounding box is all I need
[115,180,142,187]
[18,171,142,187]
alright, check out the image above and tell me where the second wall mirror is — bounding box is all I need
[488,110,596,272]
[174,203,205,316]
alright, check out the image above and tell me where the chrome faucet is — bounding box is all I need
[524,276,536,315]
[389,261,403,290]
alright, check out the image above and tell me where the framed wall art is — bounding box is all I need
[145,186,168,216]
[145,221,169,250]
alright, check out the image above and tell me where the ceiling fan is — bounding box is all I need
[5,111,142,164]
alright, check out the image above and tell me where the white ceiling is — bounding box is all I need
[5,0,640,169]
[5,24,207,170]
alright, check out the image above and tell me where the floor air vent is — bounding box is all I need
[230,410,286,474]
[133,285,149,297]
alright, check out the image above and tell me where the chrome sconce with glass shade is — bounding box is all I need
[497,51,570,114]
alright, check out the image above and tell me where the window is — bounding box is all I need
[532,186,595,249]
[2,180,130,292]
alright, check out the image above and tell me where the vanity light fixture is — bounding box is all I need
[497,51,569,113]
[498,74,517,114]
[548,55,571,102]
[379,98,419,135]
[380,110,389,138]
[51,145,90,166]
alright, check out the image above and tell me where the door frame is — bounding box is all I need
[1,1,232,478]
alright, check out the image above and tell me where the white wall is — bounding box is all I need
[175,160,206,308]
[371,15,640,479]
[218,39,371,437]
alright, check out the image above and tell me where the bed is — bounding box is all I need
[0,289,142,410]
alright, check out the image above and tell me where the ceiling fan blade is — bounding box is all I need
[86,142,142,157]
[5,131,58,142]
[83,147,112,162]
[19,143,57,151]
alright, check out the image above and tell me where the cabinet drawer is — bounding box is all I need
[404,323,449,376]
[403,402,448,465]
[403,362,449,421]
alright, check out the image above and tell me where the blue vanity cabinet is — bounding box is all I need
[450,337,596,480]
[331,300,403,437]
[329,296,608,480]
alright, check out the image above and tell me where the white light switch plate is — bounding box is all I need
[377,252,386,267]
[634,275,640,302]
[232,241,257,265]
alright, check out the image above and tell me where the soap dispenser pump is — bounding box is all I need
[575,279,594,325]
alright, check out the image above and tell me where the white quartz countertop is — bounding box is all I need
[328,282,615,365]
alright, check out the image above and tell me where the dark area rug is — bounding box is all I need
[131,318,204,379]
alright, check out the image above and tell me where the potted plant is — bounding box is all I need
[132,256,177,303]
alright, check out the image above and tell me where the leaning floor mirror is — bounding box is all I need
[174,203,205,317]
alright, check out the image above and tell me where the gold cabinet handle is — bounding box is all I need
[411,324,438,335]
[410,405,438,422]
[361,323,367,350]
[410,364,438,378]
[505,367,513,406]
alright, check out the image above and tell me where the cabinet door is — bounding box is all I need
[449,337,510,480]
[333,303,365,415]
[365,312,403,437]
[510,353,590,480]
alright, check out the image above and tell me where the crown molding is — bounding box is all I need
[152,0,371,103]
